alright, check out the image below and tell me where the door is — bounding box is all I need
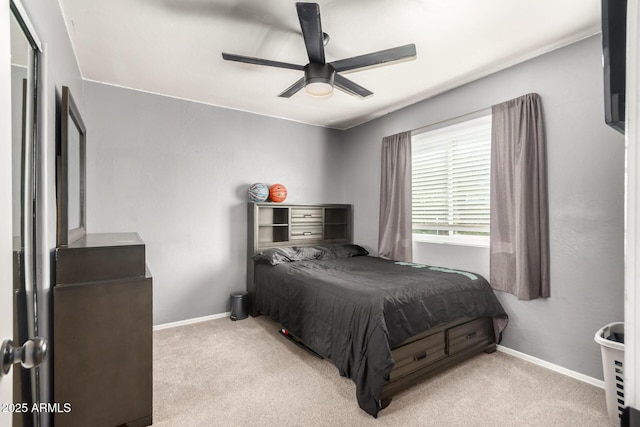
[1,1,15,425]
[625,0,640,409]
[2,1,46,426]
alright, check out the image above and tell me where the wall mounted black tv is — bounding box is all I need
[601,0,627,134]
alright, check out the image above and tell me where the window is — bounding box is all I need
[412,114,491,246]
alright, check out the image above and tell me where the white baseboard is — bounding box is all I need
[497,345,605,389]
[153,312,231,331]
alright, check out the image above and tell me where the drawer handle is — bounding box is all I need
[303,232,312,235]
[414,351,427,361]
[466,332,477,340]
[303,214,312,218]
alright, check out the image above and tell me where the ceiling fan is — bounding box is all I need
[221,2,417,99]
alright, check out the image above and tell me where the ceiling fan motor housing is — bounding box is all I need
[304,63,335,88]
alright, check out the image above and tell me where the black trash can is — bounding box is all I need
[230,291,248,321]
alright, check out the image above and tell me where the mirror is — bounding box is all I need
[57,86,86,246]
[10,0,41,424]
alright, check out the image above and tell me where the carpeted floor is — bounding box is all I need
[153,316,610,426]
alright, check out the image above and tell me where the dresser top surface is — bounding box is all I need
[64,232,144,249]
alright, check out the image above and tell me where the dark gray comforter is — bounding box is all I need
[255,256,508,417]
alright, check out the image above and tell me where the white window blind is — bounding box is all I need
[411,114,491,245]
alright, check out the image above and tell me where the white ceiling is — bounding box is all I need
[57,0,601,130]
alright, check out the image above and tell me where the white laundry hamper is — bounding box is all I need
[594,322,625,426]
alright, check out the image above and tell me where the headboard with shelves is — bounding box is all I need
[247,202,352,315]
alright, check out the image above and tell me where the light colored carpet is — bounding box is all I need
[153,316,610,426]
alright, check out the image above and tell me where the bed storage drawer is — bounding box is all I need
[389,331,445,380]
[446,318,492,355]
[291,208,323,223]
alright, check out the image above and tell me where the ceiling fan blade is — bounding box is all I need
[296,2,325,64]
[331,44,417,73]
[278,77,306,98]
[334,74,373,98]
[222,53,304,71]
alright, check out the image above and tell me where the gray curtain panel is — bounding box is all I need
[490,93,550,299]
[379,131,413,262]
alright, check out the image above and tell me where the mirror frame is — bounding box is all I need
[57,86,86,246]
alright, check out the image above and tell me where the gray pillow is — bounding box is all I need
[252,246,323,265]
[252,244,369,266]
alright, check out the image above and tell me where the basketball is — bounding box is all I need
[269,184,288,203]
[248,183,269,202]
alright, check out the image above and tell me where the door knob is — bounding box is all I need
[1,337,48,376]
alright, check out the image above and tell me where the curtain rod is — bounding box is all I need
[411,105,492,136]
[411,93,540,135]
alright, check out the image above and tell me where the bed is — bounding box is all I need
[246,203,508,417]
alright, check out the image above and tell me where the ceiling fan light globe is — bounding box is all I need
[305,81,334,97]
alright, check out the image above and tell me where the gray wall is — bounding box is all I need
[342,35,625,380]
[83,82,346,325]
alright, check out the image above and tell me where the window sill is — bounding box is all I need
[412,235,490,248]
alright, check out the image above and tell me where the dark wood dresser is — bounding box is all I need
[54,233,152,427]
